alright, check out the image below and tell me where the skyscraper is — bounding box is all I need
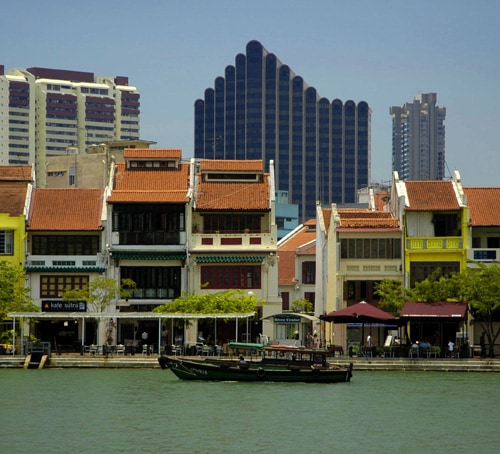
[194,40,371,221]
[390,93,446,181]
[0,65,140,186]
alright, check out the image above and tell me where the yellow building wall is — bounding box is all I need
[0,214,26,267]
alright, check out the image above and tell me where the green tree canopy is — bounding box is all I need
[0,261,37,320]
[153,289,263,315]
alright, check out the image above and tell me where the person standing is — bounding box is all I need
[367,333,373,347]
[447,339,455,358]
[480,332,487,358]
[141,330,148,345]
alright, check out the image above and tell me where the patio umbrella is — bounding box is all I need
[320,301,397,346]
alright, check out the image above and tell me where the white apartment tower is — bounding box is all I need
[390,93,446,180]
[0,65,140,185]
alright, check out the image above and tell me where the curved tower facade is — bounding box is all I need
[194,40,371,222]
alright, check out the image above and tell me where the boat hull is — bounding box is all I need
[162,356,352,383]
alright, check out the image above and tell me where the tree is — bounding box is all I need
[374,279,406,316]
[0,261,37,321]
[63,277,135,313]
[63,277,135,345]
[460,266,500,357]
[290,298,313,313]
[153,289,262,315]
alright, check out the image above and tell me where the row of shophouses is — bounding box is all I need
[1,148,500,354]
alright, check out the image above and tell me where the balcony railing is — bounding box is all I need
[117,230,180,245]
[190,231,273,249]
[405,237,463,251]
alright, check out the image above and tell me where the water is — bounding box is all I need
[1,368,498,453]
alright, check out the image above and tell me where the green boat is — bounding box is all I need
[160,345,353,383]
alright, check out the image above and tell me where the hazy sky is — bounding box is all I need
[2,0,499,186]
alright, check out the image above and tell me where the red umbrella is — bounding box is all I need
[321,301,396,324]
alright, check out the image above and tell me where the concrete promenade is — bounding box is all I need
[1,353,499,372]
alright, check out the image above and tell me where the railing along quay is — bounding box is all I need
[1,354,499,371]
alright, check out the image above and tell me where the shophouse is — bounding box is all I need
[0,165,33,268]
[317,196,402,351]
[275,219,319,345]
[106,149,189,350]
[25,187,106,349]
[187,159,280,344]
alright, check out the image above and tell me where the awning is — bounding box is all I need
[195,255,264,263]
[7,311,255,320]
[110,252,186,260]
[262,313,320,323]
[24,266,106,272]
[400,301,467,319]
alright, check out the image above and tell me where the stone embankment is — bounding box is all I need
[1,354,499,371]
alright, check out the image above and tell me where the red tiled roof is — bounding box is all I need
[200,160,263,172]
[0,165,33,183]
[107,162,190,203]
[321,208,331,232]
[277,251,296,285]
[278,222,316,252]
[194,176,270,211]
[0,185,28,216]
[405,181,461,211]
[28,188,104,231]
[337,209,400,230]
[123,148,182,159]
[400,301,467,319]
[464,187,500,226]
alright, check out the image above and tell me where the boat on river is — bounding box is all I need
[159,344,353,383]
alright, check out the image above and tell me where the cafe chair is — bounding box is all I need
[142,344,149,356]
[89,344,98,355]
[116,344,125,355]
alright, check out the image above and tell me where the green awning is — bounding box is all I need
[195,255,264,263]
[24,266,106,272]
[110,252,186,260]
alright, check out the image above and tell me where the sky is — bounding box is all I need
[2,0,499,186]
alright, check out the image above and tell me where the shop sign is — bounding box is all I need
[42,300,87,312]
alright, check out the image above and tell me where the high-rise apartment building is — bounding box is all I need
[390,93,446,181]
[194,40,371,221]
[0,65,140,185]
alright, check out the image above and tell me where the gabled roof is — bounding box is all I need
[337,209,400,232]
[194,160,269,211]
[278,220,316,285]
[28,188,104,231]
[464,187,500,226]
[107,161,190,203]
[0,165,33,183]
[123,148,182,160]
[404,181,463,211]
[0,185,28,217]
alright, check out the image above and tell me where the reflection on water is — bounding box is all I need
[1,368,498,453]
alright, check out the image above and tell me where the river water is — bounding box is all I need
[1,368,497,453]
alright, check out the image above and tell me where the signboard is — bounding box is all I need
[42,300,87,312]
[273,314,302,323]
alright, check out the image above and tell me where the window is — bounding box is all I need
[32,235,99,255]
[200,265,261,289]
[340,238,401,259]
[302,261,316,284]
[0,230,14,255]
[40,275,89,298]
[121,267,181,299]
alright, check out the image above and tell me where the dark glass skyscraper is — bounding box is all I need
[194,40,371,221]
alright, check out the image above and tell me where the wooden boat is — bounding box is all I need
[159,345,353,383]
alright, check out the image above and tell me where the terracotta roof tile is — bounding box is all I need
[28,188,104,231]
[0,185,28,216]
[195,176,270,211]
[405,181,461,211]
[0,165,33,183]
[200,160,263,172]
[278,250,296,285]
[464,187,500,226]
[278,223,316,252]
[107,162,189,203]
[123,148,182,159]
[337,209,400,230]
